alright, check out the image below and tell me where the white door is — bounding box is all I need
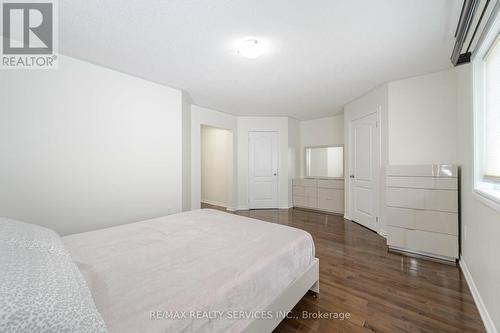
[349,112,379,232]
[249,131,279,209]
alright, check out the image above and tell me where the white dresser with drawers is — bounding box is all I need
[386,165,459,262]
[292,178,344,214]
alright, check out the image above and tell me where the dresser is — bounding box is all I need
[386,165,459,262]
[292,178,344,214]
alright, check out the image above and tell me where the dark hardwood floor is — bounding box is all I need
[201,203,486,333]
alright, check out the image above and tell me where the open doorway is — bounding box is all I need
[200,125,233,210]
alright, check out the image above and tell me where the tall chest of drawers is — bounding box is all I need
[386,165,459,262]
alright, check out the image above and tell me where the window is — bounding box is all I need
[473,9,500,210]
[483,36,500,182]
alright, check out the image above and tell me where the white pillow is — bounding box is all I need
[0,217,108,332]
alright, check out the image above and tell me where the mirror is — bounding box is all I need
[305,146,344,178]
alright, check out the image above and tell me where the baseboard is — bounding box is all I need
[460,257,498,333]
[389,247,456,265]
[378,229,387,238]
[201,199,227,209]
[293,206,344,216]
[234,205,290,210]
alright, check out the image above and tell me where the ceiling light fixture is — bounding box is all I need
[235,38,266,59]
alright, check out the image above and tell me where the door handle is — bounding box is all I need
[273,172,277,176]
[350,174,355,179]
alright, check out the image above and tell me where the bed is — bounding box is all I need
[62,209,319,333]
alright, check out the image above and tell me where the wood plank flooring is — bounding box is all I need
[201,203,486,333]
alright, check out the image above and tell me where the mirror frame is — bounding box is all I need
[304,144,345,180]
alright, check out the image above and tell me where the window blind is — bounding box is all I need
[484,35,500,180]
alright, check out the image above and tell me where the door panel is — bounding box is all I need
[354,125,372,181]
[354,187,372,215]
[249,132,278,208]
[253,136,273,177]
[253,182,273,199]
[350,112,379,231]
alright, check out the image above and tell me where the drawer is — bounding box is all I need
[302,179,317,187]
[293,195,308,207]
[387,226,406,248]
[386,188,424,209]
[293,195,317,208]
[318,197,344,213]
[386,165,457,177]
[386,207,458,235]
[406,229,458,258]
[387,226,458,259]
[416,210,458,235]
[317,179,344,189]
[386,207,415,229]
[304,186,317,198]
[425,190,458,212]
[292,185,305,196]
[318,188,343,199]
[386,188,458,213]
[293,178,317,187]
[307,196,318,208]
[387,176,457,190]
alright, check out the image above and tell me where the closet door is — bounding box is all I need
[349,112,380,232]
[249,131,279,209]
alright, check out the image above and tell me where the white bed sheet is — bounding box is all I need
[62,209,315,333]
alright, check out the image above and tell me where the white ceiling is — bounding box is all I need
[60,0,462,120]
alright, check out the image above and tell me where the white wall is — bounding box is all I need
[457,64,500,333]
[201,126,233,208]
[299,115,344,177]
[388,69,458,165]
[0,55,184,235]
[344,84,389,234]
[300,115,344,148]
[237,117,290,209]
[191,105,237,210]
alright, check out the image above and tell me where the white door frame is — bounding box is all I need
[248,131,279,209]
[347,108,381,233]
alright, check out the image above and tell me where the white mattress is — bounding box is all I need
[62,209,315,333]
